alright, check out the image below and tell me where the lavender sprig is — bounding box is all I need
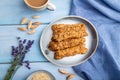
[4,37,34,80]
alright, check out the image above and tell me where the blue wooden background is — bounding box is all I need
[0,0,82,80]
[0,0,70,24]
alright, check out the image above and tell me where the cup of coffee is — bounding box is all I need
[24,0,56,11]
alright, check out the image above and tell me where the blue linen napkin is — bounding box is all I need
[70,0,120,80]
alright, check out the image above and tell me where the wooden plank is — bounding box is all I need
[0,25,47,63]
[0,0,71,24]
[0,62,82,80]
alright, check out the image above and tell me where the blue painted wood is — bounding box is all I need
[0,25,47,63]
[0,0,71,24]
[0,0,81,79]
[0,62,82,80]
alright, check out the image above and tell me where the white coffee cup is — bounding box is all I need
[24,0,56,11]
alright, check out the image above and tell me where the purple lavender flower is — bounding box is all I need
[25,40,34,51]
[19,44,24,51]
[13,53,17,57]
[26,65,31,69]
[25,46,29,50]
[5,37,34,80]
[11,37,34,70]
[15,47,18,50]
[11,46,15,55]
[19,53,25,65]
[23,39,26,44]
[31,40,34,45]
[15,49,18,53]
[11,46,19,57]
[19,40,22,43]
[25,61,31,69]
[17,37,21,40]
[12,46,15,51]
[24,50,28,54]
[13,47,19,57]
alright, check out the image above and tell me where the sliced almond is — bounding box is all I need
[58,69,69,74]
[18,27,27,31]
[33,22,42,25]
[27,20,32,29]
[31,25,39,29]
[28,29,36,34]
[21,18,28,24]
[66,74,75,80]
[32,15,40,19]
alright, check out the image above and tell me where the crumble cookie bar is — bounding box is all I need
[52,30,88,42]
[52,23,86,32]
[48,38,85,51]
[54,44,88,60]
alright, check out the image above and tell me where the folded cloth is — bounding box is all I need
[70,0,120,80]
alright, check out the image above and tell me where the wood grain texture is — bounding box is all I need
[0,0,71,24]
[0,25,47,63]
[0,62,82,80]
[0,0,82,79]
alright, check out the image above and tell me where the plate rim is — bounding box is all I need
[26,70,56,80]
[40,15,98,67]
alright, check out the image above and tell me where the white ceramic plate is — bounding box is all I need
[40,16,98,67]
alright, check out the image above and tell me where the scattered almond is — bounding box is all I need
[33,22,42,25]
[28,29,36,34]
[27,20,32,29]
[31,25,39,29]
[18,27,27,31]
[32,15,40,19]
[19,16,42,35]
[58,69,69,74]
[66,74,75,80]
[21,18,28,24]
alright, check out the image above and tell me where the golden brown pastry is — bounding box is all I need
[48,38,85,51]
[52,23,88,41]
[52,23,86,32]
[48,23,88,60]
[52,30,88,42]
[54,44,88,60]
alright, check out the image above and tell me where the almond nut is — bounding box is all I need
[58,69,69,74]
[32,15,40,19]
[66,74,75,80]
[31,25,39,29]
[27,20,32,29]
[21,18,28,24]
[33,22,42,25]
[18,27,27,31]
[28,29,36,34]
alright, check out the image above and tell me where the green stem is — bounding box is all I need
[4,52,22,80]
[4,58,19,80]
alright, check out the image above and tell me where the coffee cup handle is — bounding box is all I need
[47,2,56,11]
